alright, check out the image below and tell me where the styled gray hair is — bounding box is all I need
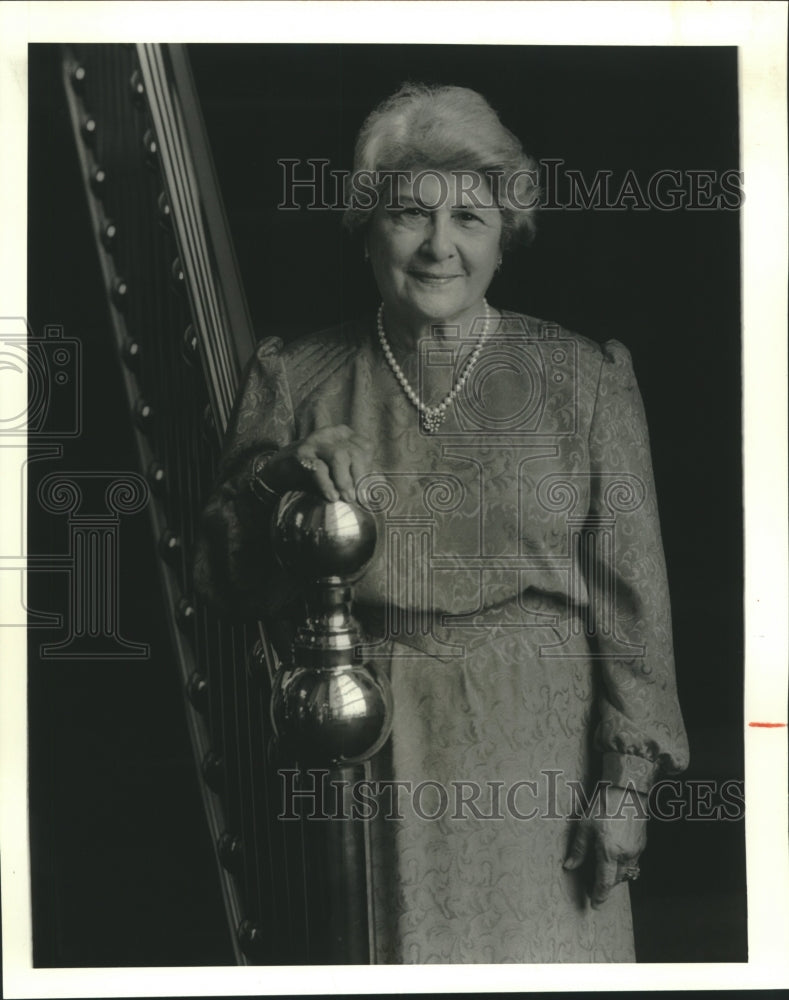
[343,82,540,249]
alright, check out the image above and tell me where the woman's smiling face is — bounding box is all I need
[367,170,502,328]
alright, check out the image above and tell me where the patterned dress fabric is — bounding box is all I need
[195,311,689,963]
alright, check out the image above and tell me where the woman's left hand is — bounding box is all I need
[562,785,648,908]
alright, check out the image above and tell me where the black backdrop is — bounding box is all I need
[28,43,744,966]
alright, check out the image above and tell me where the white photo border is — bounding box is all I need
[1,1,786,995]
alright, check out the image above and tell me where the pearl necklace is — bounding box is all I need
[376,300,492,433]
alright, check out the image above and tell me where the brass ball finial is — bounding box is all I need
[270,492,391,767]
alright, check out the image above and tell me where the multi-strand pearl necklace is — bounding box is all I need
[376,300,492,433]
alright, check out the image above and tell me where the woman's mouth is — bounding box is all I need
[408,271,462,285]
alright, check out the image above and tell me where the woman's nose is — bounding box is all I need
[421,214,455,259]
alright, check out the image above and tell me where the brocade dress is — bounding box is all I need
[195,310,689,963]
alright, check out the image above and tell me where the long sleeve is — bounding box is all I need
[192,336,298,619]
[586,340,689,792]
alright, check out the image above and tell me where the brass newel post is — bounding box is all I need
[270,492,392,963]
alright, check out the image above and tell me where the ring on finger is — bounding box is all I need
[298,456,318,472]
[621,865,640,881]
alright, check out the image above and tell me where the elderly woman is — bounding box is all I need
[197,82,688,963]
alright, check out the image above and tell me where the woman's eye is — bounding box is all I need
[456,210,482,224]
[388,207,427,223]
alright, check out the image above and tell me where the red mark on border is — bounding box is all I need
[748,722,787,728]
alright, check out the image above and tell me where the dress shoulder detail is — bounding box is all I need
[278,320,371,407]
[596,339,640,404]
[254,335,285,359]
[500,310,618,369]
[599,338,635,370]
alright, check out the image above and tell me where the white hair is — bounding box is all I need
[343,82,540,249]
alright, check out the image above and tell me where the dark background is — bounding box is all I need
[28,43,744,965]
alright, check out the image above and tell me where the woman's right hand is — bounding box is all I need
[259,425,375,504]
